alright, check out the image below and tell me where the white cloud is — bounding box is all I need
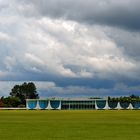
[0,32,14,42]
[12,17,137,79]
[0,14,138,79]
[4,56,16,71]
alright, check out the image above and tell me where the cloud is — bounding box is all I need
[103,27,140,60]
[17,0,140,30]
[0,32,13,42]
[0,81,140,98]
[0,16,137,80]
[0,0,140,97]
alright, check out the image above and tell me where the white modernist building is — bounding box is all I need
[26,98,139,110]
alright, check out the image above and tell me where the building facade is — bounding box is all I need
[26,98,140,110]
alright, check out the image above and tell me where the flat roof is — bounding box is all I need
[26,98,107,101]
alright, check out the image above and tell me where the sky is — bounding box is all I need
[0,0,140,98]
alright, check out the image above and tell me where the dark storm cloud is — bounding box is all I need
[101,26,140,62]
[20,0,140,30]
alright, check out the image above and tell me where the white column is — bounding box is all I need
[115,102,122,110]
[103,100,110,110]
[26,99,29,110]
[57,101,61,110]
[45,100,49,110]
[46,100,53,110]
[127,103,133,110]
[35,100,40,110]
[95,100,99,110]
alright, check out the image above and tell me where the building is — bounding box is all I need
[26,98,140,110]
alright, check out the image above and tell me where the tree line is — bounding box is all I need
[108,95,140,103]
[0,82,39,107]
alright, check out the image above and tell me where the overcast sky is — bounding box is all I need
[0,0,140,98]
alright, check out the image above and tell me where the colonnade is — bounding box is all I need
[26,100,61,110]
[26,99,140,110]
[95,100,134,110]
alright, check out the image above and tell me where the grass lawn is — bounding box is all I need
[0,110,140,140]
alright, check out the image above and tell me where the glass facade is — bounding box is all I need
[39,100,48,109]
[108,101,118,109]
[50,100,60,109]
[96,100,106,109]
[120,102,129,109]
[132,102,140,109]
[27,100,37,109]
[61,100,95,110]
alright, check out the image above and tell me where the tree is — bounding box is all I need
[10,82,39,105]
[1,96,21,107]
[0,97,4,107]
[130,94,139,99]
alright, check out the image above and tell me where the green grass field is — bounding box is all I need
[0,110,140,140]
